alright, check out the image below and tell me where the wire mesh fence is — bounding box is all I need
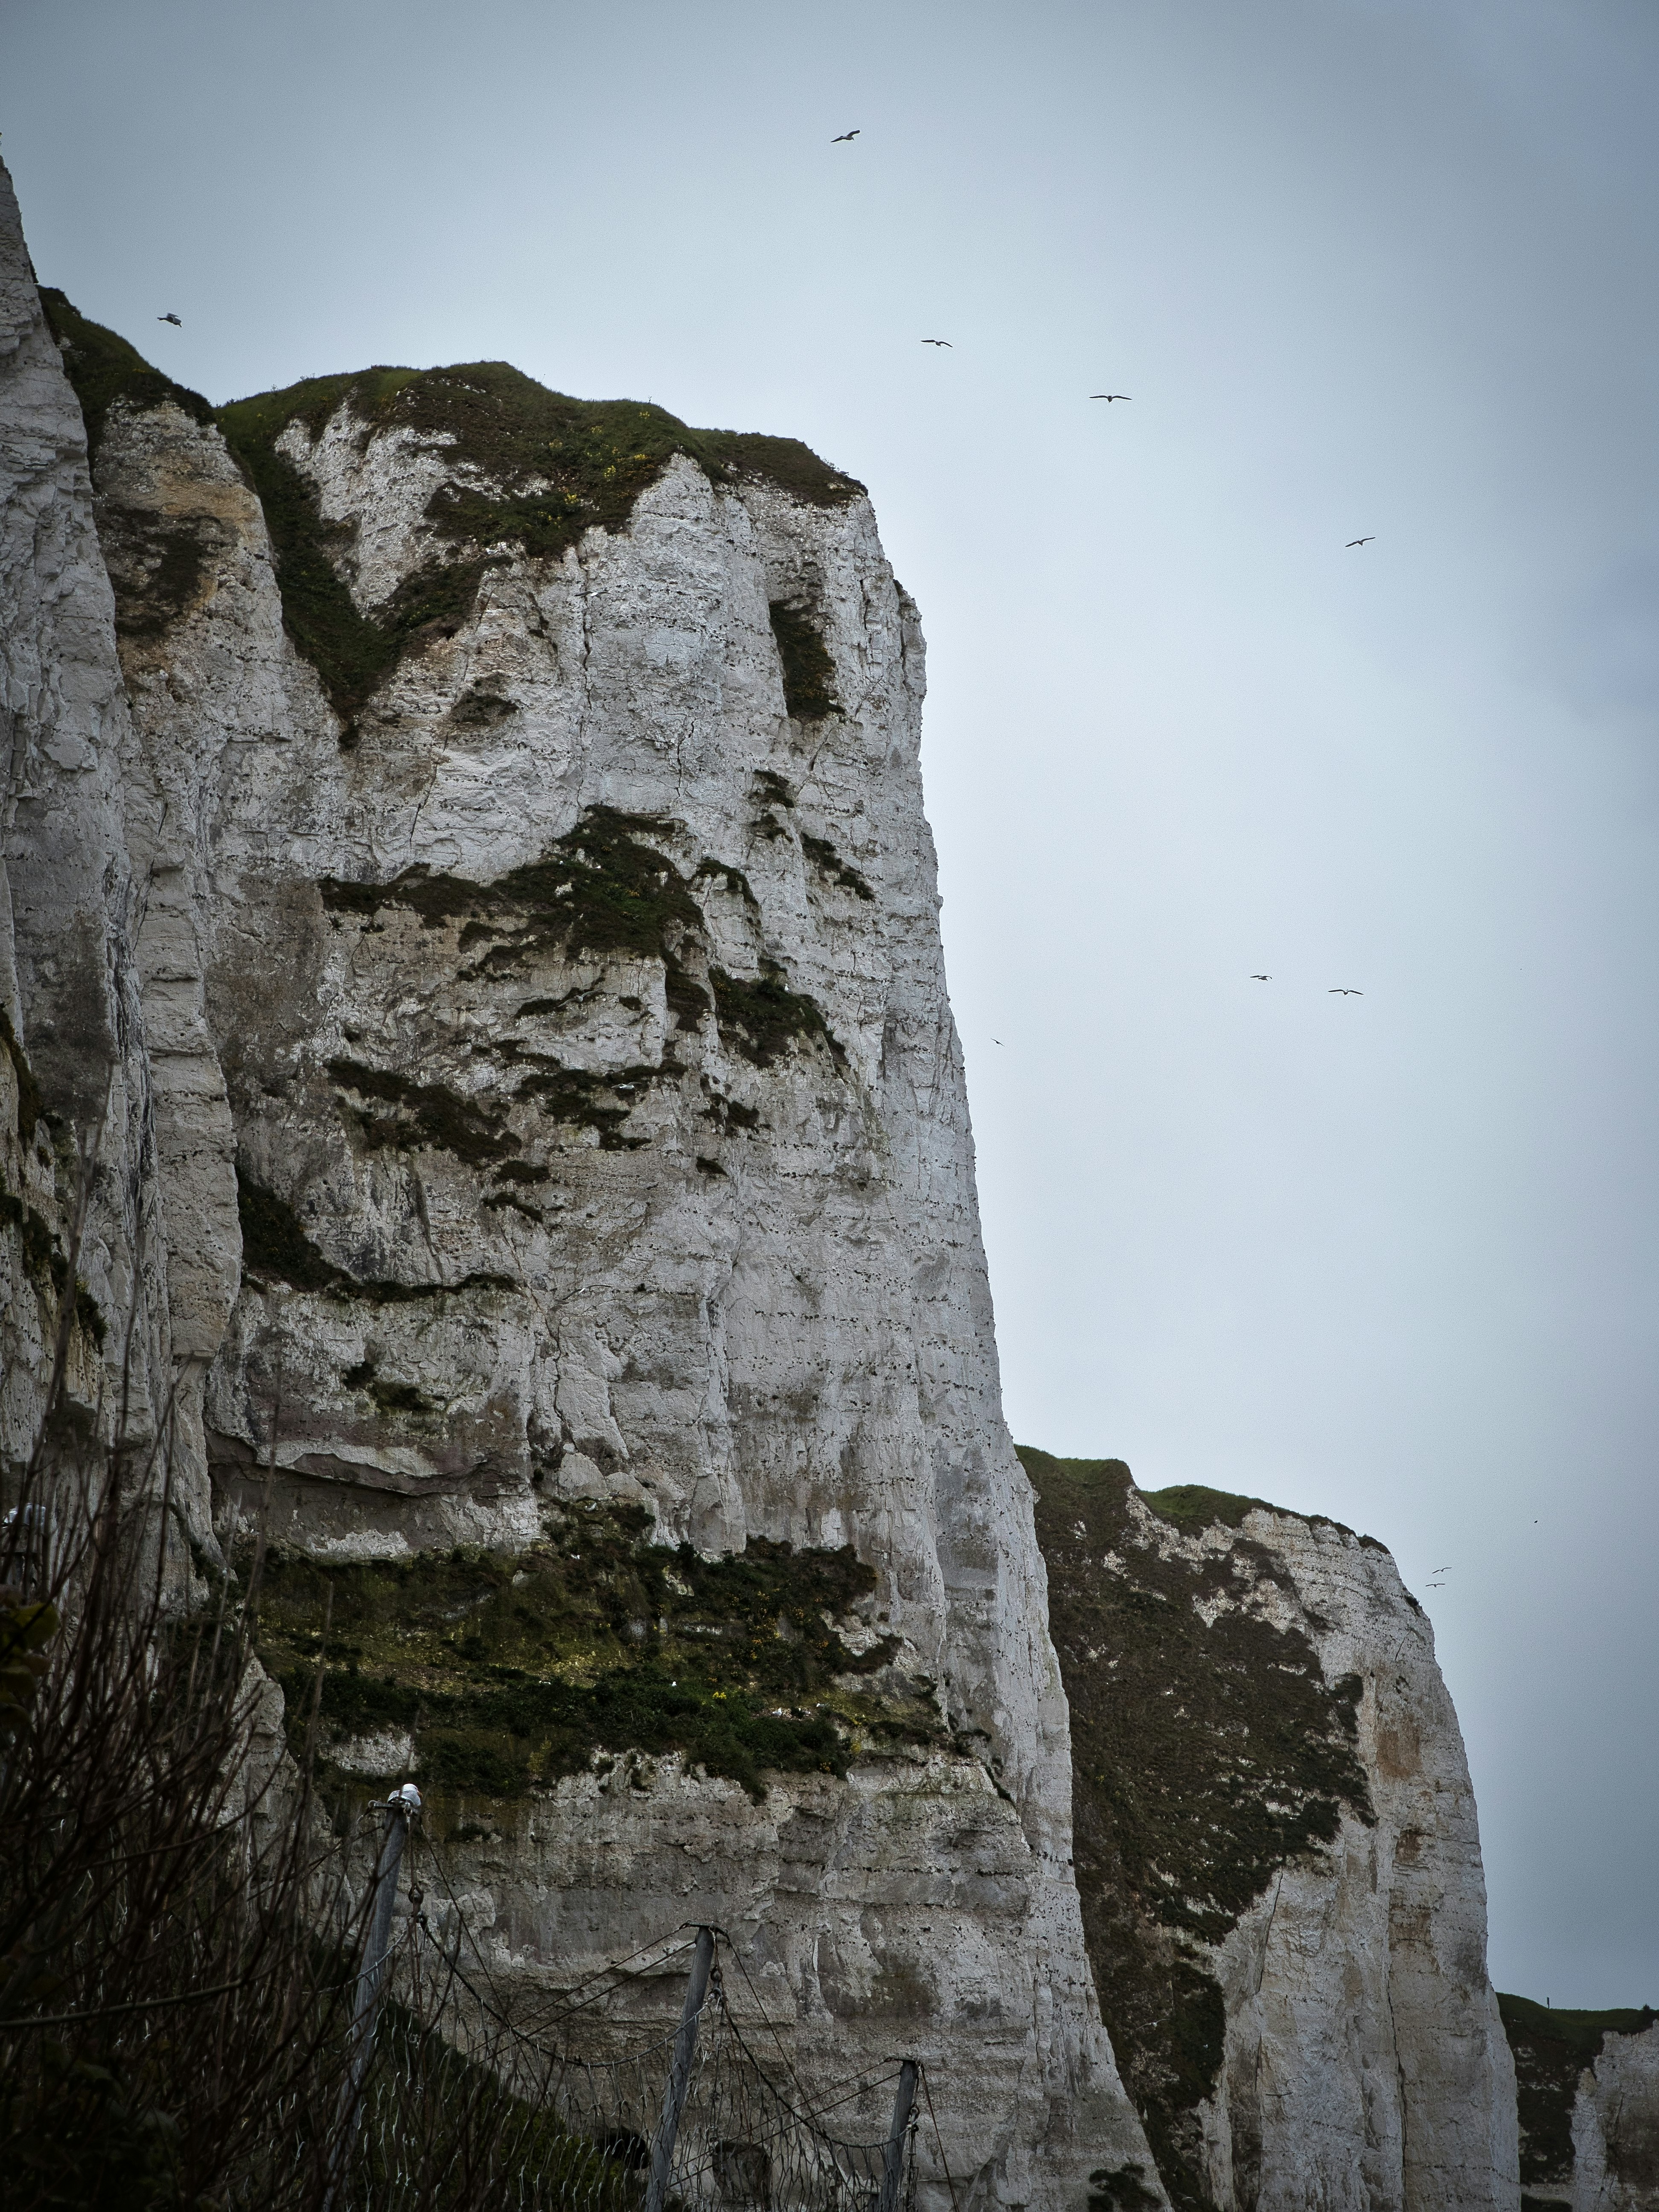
[322,1814,923,2212]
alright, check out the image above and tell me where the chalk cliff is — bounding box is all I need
[0,150,1523,2212]
[1022,1451,1519,2212]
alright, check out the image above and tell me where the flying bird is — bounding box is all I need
[993,1038,1004,1045]
[1249,974,1271,982]
[921,338,953,348]
[1091,393,1131,402]
[1346,536,1374,547]
[831,128,860,142]
[1329,987,1363,996]
[158,313,182,327]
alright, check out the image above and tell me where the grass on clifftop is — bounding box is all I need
[215,361,860,729]
[1019,1446,1374,2212]
[1499,1993,1659,2189]
[39,291,214,460]
[248,1502,937,1809]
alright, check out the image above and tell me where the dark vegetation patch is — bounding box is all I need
[768,601,840,721]
[2,1006,43,1144]
[94,504,217,640]
[213,361,858,724]
[751,771,795,809]
[0,1188,108,1350]
[327,1058,515,1167]
[710,964,844,1071]
[1500,1994,1659,2189]
[247,1504,933,1804]
[320,806,701,975]
[1020,1447,1374,2212]
[39,291,213,461]
[446,685,518,730]
[320,806,841,1077]
[1089,2165,1163,2212]
[496,1053,653,1151]
[693,858,758,907]
[799,832,874,902]
[1140,1482,1359,1544]
[235,1168,513,1304]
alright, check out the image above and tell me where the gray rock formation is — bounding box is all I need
[1503,1996,1659,2212]
[1022,1450,1520,2212]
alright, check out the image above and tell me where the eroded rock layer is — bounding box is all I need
[1022,1450,1519,2212]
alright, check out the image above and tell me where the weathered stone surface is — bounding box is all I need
[1025,1452,1519,2212]
[0,160,172,1497]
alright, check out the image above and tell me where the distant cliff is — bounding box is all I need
[1502,1995,1659,2212]
[1022,1449,1519,2212]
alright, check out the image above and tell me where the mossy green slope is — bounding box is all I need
[38,290,213,460]
[251,1502,941,1811]
[1499,1992,1659,2194]
[1019,1447,1373,2212]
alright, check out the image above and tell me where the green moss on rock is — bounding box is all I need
[1020,1446,1374,2212]
[1,1007,43,1144]
[250,1505,934,1804]
[320,806,841,1079]
[327,1058,515,1167]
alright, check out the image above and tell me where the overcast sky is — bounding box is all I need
[6,0,1657,2005]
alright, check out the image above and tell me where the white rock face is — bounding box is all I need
[1569,2024,1659,2212]
[1025,1453,1519,2212]
[1197,1509,1517,2212]
[0,161,175,1502]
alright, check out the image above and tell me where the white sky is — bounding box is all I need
[6,0,1657,2005]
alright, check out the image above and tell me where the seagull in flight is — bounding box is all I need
[1249,974,1271,982]
[1091,393,1131,402]
[1346,536,1374,547]
[158,313,182,326]
[993,1038,1004,1045]
[921,338,953,348]
[1329,987,1363,996]
[831,128,860,142]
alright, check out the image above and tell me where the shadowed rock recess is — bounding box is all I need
[0,148,1532,2212]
